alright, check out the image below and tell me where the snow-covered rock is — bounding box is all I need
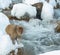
[0,34,14,55]
[41,1,54,21]
[0,0,12,9]
[0,12,10,34]
[38,50,60,55]
[0,34,23,55]
[50,0,57,7]
[0,34,13,55]
[11,3,36,19]
[48,0,57,8]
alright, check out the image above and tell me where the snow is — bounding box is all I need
[0,34,24,55]
[0,12,10,34]
[0,34,13,55]
[11,3,36,19]
[22,0,40,5]
[49,0,57,7]
[38,50,60,55]
[41,1,54,21]
[0,0,12,9]
[22,0,57,8]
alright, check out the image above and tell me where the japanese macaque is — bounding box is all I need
[32,2,43,20]
[5,24,23,44]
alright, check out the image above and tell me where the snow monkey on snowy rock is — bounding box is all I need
[5,24,23,44]
[5,24,24,55]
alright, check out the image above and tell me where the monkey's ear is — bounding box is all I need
[16,26,23,35]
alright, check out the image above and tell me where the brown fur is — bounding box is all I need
[9,48,23,55]
[5,24,23,44]
[5,24,24,55]
[32,2,43,9]
[32,2,43,20]
[17,48,24,55]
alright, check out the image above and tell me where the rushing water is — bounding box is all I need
[12,15,60,55]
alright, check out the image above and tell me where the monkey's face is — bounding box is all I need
[16,25,23,37]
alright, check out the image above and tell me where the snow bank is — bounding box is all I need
[0,0,12,9]
[41,1,54,21]
[0,34,23,55]
[0,12,10,34]
[0,34,13,55]
[11,3,36,19]
[38,50,60,55]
